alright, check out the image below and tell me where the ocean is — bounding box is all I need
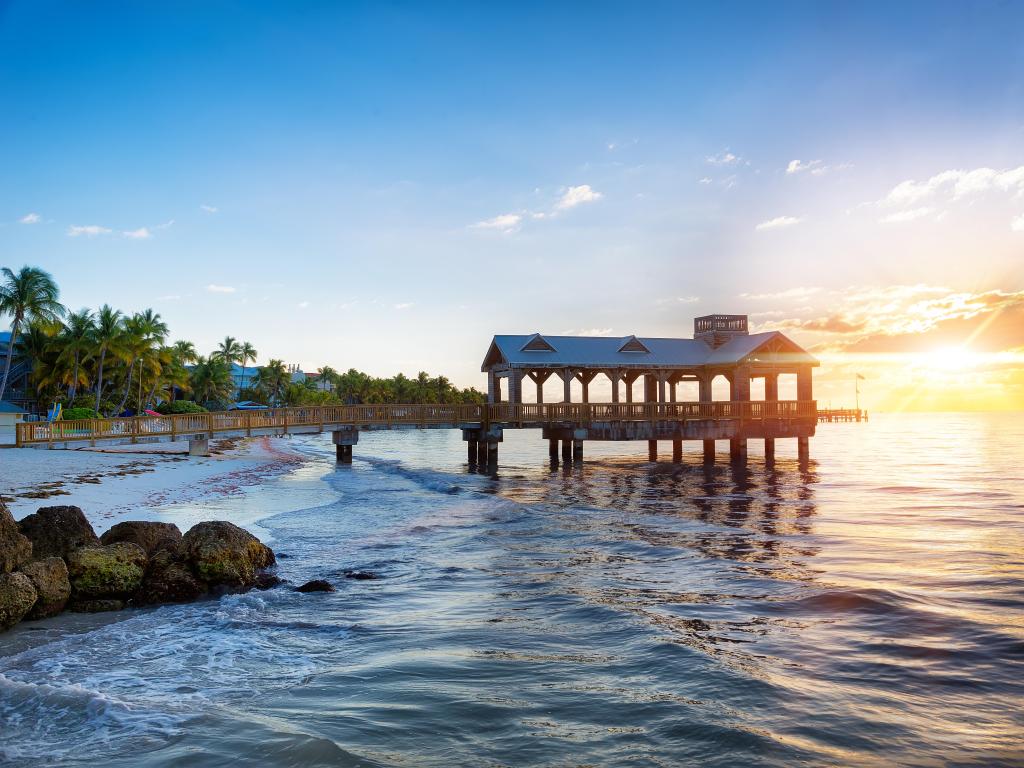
[2,412,1023,766]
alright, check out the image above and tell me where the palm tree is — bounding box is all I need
[238,341,257,395]
[190,355,234,407]
[0,266,65,403]
[92,305,123,415]
[254,359,288,405]
[114,309,168,415]
[215,336,242,398]
[59,308,95,400]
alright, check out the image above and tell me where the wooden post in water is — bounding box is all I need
[648,440,657,462]
[672,439,682,463]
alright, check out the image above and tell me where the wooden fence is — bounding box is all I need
[15,400,817,447]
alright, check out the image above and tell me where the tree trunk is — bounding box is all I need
[0,320,19,404]
[95,348,106,415]
[69,351,80,401]
[115,358,136,416]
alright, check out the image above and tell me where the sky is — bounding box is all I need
[1,1,1023,411]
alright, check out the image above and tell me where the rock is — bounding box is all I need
[0,572,38,630]
[342,569,379,580]
[180,521,275,589]
[18,505,99,561]
[67,542,147,600]
[0,503,33,574]
[136,550,206,605]
[21,557,71,619]
[295,579,334,593]
[70,599,126,613]
[101,521,182,556]
[254,572,284,590]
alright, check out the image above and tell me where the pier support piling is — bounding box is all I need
[549,438,559,463]
[561,439,572,462]
[729,438,747,463]
[332,428,359,464]
[648,440,658,462]
[672,439,682,463]
[468,439,478,464]
[797,436,810,463]
[477,440,488,466]
[703,439,715,464]
[572,439,584,463]
[188,436,210,457]
[764,438,775,463]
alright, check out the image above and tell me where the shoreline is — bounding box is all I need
[1,436,307,533]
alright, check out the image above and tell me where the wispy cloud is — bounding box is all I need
[297,301,310,309]
[879,207,934,224]
[555,184,602,211]
[156,294,182,301]
[698,177,712,185]
[19,212,40,224]
[786,159,852,176]
[559,327,614,336]
[1011,212,1024,232]
[200,204,218,213]
[156,219,175,230]
[471,213,522,233]
[706,150,740,166]
[68,224,112,237]
[394,302,414,310]
[755,215,802,231]
[122,227,152,239]
[206,284,236,294]
[741,286,821,300]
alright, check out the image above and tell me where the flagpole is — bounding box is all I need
[855,374,860,411]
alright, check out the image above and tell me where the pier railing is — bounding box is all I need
[15,400,817,447]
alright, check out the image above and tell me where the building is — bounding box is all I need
[481,314,818,461]
[0,330,32,410]
[481,314,816,405]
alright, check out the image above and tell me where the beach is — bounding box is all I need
[1,437,304,533]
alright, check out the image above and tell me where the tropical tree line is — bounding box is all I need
[0,265,483,415]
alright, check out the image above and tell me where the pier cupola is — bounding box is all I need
[694,314,748,349]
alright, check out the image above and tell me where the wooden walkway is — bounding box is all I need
[817,408,868,423]
[16,400,816,448]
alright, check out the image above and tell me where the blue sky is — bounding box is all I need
[2,1,1024,406]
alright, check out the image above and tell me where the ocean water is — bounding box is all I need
[2,413,1023,767]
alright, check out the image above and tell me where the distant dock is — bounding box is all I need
[817,408,867,423]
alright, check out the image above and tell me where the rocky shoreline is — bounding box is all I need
[1,502,281,632]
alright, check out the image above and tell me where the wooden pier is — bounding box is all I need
[817,408,868,423]
[15,399,817,465]
[13,314,822,467]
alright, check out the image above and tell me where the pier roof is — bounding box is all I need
[482,330,816,370]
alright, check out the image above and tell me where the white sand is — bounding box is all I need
[0,436,306,533]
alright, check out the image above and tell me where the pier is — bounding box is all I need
[817,408,868,423]
[13,314,820,466]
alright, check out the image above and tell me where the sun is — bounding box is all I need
[919,346,984,371]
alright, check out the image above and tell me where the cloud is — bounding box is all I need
[786,159,820,175]
[698,177,712,184]
[755,215,802,231]
[787,159,852,176]
[297,301,310,309]
[706,151,740,166]
[68,224,112,237]
[206,284,236,294]
[1012,213,1024,232]
[879,207,934,224]
[559,328,615,336]
[555,184,602,211]
[200,204,218,213]
[741,286,821,300]
[122,227,152,239]
[19,212,40,224]
[156,219,175,230]
[878,165,1024,209]
[394,302,414,310]
[471,213,522,233]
